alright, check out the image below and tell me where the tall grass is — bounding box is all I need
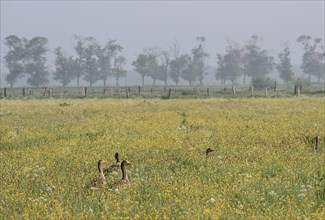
[0,98,324,219]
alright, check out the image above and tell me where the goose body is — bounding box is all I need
[206,148,214,160]
[104,152,120,174]
[110,160,132,189]
[89,159,108,188]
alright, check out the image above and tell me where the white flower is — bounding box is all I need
[210,198,216,204]
[269,190,276,196]
[88,208,93,215]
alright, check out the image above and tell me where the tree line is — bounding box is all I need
[3,34,324,88]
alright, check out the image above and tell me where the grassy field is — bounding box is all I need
[0,98,324,219]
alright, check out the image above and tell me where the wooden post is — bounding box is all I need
[4,88,7,97]
[196,86,200,96]
[43,87,47,96]
[250,86,254,97]
[22,88,25,97]
[150,88,153,95]
[103,88,106,95]
[207,88,210,97]
[168,88,172,99]
[294,85,301,96]
[265,87,268,96]
[232,85,236,95]
[84,87,87,97]
[274,81,277,92]
[126,87,130,98]
[315,136,320,151]
[138,86,141,96]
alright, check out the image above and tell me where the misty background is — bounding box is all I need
[1,1,324,86]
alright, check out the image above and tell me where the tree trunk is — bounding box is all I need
[141,75,145,86]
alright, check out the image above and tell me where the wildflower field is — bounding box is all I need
[0,97,324,219]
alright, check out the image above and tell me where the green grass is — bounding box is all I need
[0,98,324,219]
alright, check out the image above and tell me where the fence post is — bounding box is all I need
[195,86,200,96]
[43,87,47,96]
[265,87,268,96]
[138,86,141,96]
[315,136,320,151]
[84,87,87,97]
[168,88,172,98]
[250,86,254,97]
[274,81,277,92]
[294,85,300,96]
[232,85,236,95]
[207,88,210,97]
[22,88,25,97]
[126,87,130,98]
[150,88,153,95]
[4,88,7,97]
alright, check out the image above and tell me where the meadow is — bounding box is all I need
[0,97,324,219]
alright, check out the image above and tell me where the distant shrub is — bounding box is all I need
[252,76,275,89]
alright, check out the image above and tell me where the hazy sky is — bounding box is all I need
[1,1,324,70]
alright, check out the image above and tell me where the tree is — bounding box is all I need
[216,45,243,84]
[96,40,123,86]
[169,54,188,85]
[112,56,127,86]
[297,35,324,82]
[133,53,148,86]
[53,47,77,87]
[24,36,49,87]
[147,53,160,86]
[83,37,99,86]
[132,49,160,86]
[276,47,294,83]
[181,54,196,85]
[72,35,87,87]
[191,36,209,85]
[243,35,275,83]
[3,35,25,88]
[157,51,170,86]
